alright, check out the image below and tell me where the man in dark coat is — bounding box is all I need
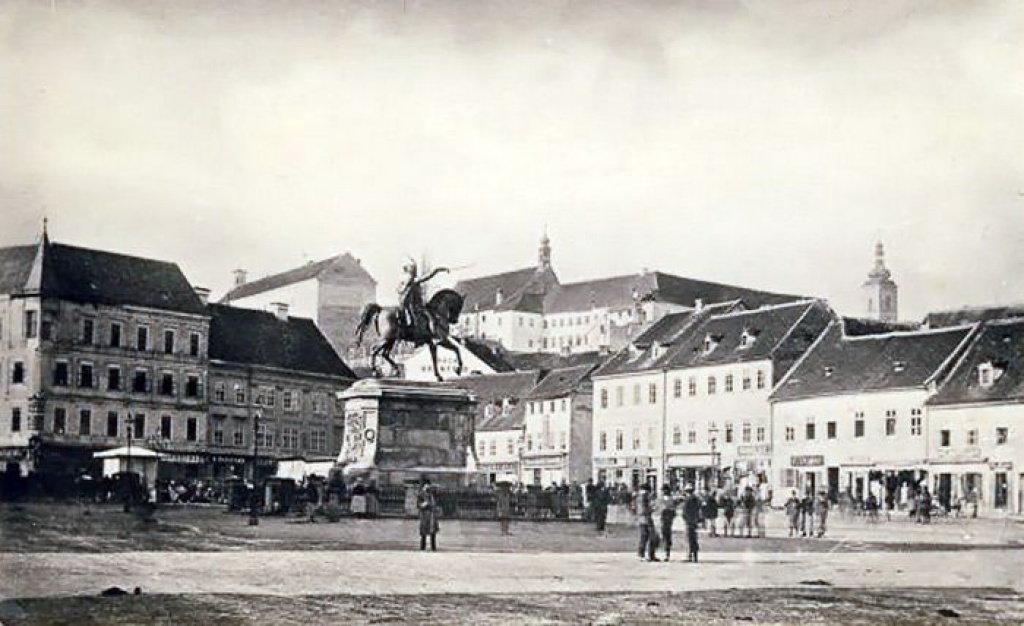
[636,483,659,561]
[417,484,439,551]
[681,484,702,562]
[593,480,610,533]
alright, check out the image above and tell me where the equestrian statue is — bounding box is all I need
[354,259,464,382]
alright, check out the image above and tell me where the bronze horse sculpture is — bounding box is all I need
[354,289,465,381]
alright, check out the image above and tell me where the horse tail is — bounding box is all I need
[355,303,382,345]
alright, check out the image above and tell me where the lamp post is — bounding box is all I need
[124,411,133,512]
[710,437,718,490]
[249,409,261,526]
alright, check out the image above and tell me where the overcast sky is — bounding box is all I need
[1,0,1021,318]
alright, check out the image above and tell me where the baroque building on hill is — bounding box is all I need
[0,226,211,479]
[451,234,804,355]
[219,253,377,361]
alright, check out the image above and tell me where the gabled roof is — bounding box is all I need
[928,319,1024,407]
[542,271,802,314]
[0,238,206,315]
[449,370,545,431]
[454,266,557,313]
[501,349,606,372]
[525,363,599,401]
[220,253,375,303]
[772,324,975,402]
[207,304,356,378]
[592,301,742,378]
[662,300,832,370]
[924,304,1024,329]
[842,317,921,337]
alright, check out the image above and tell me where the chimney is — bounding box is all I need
[271,302,289,321]
[694,298,704,311]
[194,286,211,305]
[495,288,504,306]
[233,269,248,287]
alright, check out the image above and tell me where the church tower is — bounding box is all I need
[862,241,898,322]
[538,230,552,271]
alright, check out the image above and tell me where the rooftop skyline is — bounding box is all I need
[2,1,1021,319]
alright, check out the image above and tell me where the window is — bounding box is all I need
[673,378,682,398]
[526,434,533,451]
[854,412,865,438]
[600,388,608,409]
[549,401,556,413]
[756,370,766,389]
[133,369,148,393]
[560,431,567,450]
[12,361,25,384]
[688,377,697,397]
[214,382,225,403]
[632,428,641,450]
[186,417,198,442]
[312,430,329,452]
[615,386,624,407]
[161,415,172,439]
[967,429,978,446]
[283,390,294,410]
[11,408,21,432]
[648,383,657,404]
[107,366,121,391]
[82,319,94,344]
[724,422,734,443]
[827,421,837,440]
[313,393,327,414]
[137,326,149,351]
[599,431,607,451]
[106,412,119,437]
[265,388,276,408]
[805,420,816,440]
[632,384,641,405]
[235,385,246,405]
[507,438,515,455]
[940,429,951,447]
[560,399,567,412]
[189,332,201,357]
[24,311,37,339]
[741,422,751,443]
[687,428,697,444]
[785,426,795,442]
[910,409,922,436]
[185,374,200,398]
[885,410,897,436]
[978,363,995,388]
[996,427,1008,445]
[756,426,765,443]
[54,409,67,434]
[742,370,751,391]
[477,439,486,457]
[707,376,717,395]
[53,361,69,387]
[79,409,91,435]
[213,423,224,445]
[109,322,122,348]
[79,363,94,388]
[725,374,734,393]
[132,414,145,439]
[672,425,682,445]
[233,430,244,447]
[160,373,175,396]
[163,330,175,354]
[615,430,624,451]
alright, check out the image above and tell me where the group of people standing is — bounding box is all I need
[783,489,831,538]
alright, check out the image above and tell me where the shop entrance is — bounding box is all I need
[994,472,1008,509]
[937,473,952,510]
[827,467,839,501]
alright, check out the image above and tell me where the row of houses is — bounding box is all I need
[454,301,1024,516]
[0,228,356,485]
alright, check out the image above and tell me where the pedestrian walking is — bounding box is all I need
[800,490,814,537]
[658,485,679,561]
[919,487,933,525]
[740,486,756,538]
[682,484,702,562]
[814,489,829,538]
[593,480,610,534]
[496,482,512,536]
[703,490,719,537]
[635,483,659,561]
[784,490,801,537]
[754,490,767,538]
[721,491,736,537]
[417,483,440,551]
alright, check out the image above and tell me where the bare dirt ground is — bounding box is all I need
[3,588,1023,625]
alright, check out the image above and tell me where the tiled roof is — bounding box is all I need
[501,350,607,372]
[207,304,356,378]
[542,272,802,314]
[928,319,1024,406]
[221,253,375,303]
[449,370,545,432]
[592,301,742,378]
[454,267,557,313]
[0,239,206,315]
[924,305,1024,329]
[661,300,833,371]
[772,324,975,402]
[842,317,921,337]
[458,338,516,374]
[525,363,598,400]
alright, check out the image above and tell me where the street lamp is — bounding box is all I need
[249,409,262,526]
[710,437,718,490]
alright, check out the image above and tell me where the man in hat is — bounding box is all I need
[635,483,659,561]
[397,260,449,335]
[417,483,440,551]
[657,484,679,561]
[681,484,702,563]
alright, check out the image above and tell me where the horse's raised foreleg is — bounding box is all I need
[428,343,443,382]
[381,340,401,378]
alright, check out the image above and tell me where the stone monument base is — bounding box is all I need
[335,379,478,488]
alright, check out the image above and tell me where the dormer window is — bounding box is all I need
[650,342,664,359]
[978,361,1004,388]
[738,328,759,349]
[495,288,504,306]
[484,404,495,419]
[893,360,906,373]
[824,366,834,378]
[702,334,721,355]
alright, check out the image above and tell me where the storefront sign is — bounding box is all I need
[737,445,771,458]
[790,455,824,467]
[593,457,625,468]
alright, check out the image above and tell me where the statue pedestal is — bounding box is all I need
[336,379,477,487]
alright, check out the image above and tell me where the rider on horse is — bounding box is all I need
[398,260,449,337]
